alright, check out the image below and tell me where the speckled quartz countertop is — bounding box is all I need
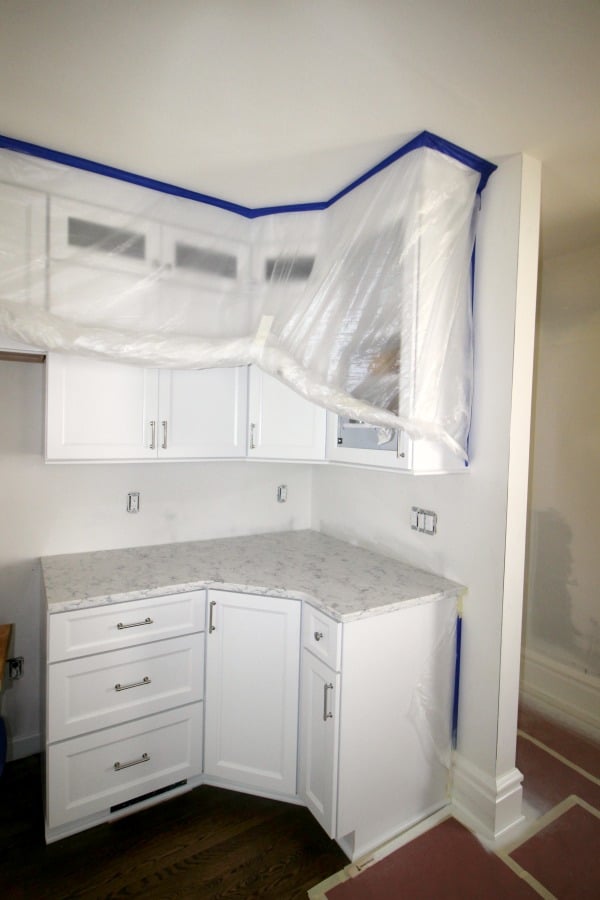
[41,530,464,622]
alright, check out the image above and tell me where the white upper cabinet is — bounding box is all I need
[157,367,247,459]
[46,354,159,461]
[48,197,161,329]
[45,353,248,461]
[326,412,466,473]
[0,181,47,306]
[50,197,160,273]
[247,366,326,461]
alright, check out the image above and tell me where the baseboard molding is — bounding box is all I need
[7,732,40,762]
[520,648,600,743]
[451,753,524,839]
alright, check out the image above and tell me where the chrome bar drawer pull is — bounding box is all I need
[114,752,150,772]
[249,422,256,450]
[149,420,156,450]
[161,420,168,450]
[114,675,151,692]
[314,631,324,642]
[209,600,217,633]
[117,617,153,630]
[323,682,334,721]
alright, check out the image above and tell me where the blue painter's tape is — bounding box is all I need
[452,614,463,749]
[0,130,496,219]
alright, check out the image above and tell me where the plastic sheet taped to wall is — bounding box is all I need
[0,132,495,459]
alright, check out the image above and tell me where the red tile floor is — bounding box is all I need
[310,706,600,899]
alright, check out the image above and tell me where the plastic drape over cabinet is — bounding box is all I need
[0,136,490,459]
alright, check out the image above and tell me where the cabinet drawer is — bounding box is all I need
[48,634,204,742]
[47,703,203,829]
[48,590,205,662]
[303,605,342,671]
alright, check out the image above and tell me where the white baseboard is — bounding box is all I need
[451,753,524,840]
[520,648,600,743]
[7,732,40,761]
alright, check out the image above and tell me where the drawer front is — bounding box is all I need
[48,590,205,662]
[48,634,204,742]
[302,605,342,671]
[47,704,203,829]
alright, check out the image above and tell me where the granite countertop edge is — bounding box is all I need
[41,530,466,623]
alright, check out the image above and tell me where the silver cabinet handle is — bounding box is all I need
[149,420,156,450]
[117,617,153,630]
[249,422,256,450]
[115,675,151,692]
[323,682,334,721]
[314,631,324,642]
[114,752,150,771]
[161,420,168,450]
[209,599,217,633]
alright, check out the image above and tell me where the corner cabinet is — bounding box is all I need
[247,366,326,461]
[203,589,301,797]
[45,353,248,461]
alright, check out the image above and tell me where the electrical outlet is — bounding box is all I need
[8,656,24,679]
[127,492,140,513]
[411,507,437,535]
[277,485,288,503]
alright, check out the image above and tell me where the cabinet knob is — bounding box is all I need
[314,631,323,642]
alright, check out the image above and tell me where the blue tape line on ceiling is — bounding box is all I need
[0,131,496,219]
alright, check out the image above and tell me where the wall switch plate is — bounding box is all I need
[411,506,437,535]
[277,485,288,503]
[127,492,140,513]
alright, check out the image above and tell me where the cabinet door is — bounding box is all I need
[299,650,340,838]
[247,366,326,460]
[0,182,47,306]
[204,590,301,796]
[45,353,159,460]
[48,197,161,329]
[157,367,248,459]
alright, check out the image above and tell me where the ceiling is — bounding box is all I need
[0,0,599,261]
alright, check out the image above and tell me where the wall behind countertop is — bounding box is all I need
[0,358,312,759]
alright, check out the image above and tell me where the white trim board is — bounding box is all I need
[451,753,524,840]
[6,731,41,762]
[520,648,600,743]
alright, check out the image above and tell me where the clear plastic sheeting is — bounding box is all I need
[0,135,492,459]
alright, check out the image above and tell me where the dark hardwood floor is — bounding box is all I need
[0,755,347,899]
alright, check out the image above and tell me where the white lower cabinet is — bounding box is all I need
[44,590,205,842]
[299,651,341,837]
[44,585,456,860]
[47,705,203,831]
[204,589,301,796]
[300,596,457,861]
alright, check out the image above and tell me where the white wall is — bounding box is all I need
[312,154,541,837]
[521,243,600,737]
[0,358,312,758]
